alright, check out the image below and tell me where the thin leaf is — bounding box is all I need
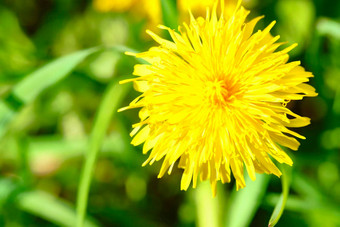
[16,190,98,227]
[0,45,136,140]
[107,45,140,55]
[265,169,340,226]
[76,81,131,227]
[225,174,270,227]
[268,165,291,227]
[12,47,100,104]
[265,193,340,225]
[0,47,100,139]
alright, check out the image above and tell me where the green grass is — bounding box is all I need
[0,0,339,226]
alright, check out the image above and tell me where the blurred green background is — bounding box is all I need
[0,0,339,226]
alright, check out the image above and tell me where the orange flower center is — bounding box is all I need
[206,80,230,105]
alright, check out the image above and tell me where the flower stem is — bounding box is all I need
[195,182,220,227]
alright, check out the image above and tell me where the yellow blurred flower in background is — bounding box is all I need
[93,0,161,28]
[93,0,136,12]
[120,1,317,195]
[93,0,238,27]
[140,0,162,27]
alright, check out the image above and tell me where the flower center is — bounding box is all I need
[206,80,230,105]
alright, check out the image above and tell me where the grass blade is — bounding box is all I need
[76,81,131,227]
[268,165,291,227]
[13,47,100,104]
[0,45,137,140]
[225,174,270,227]
[17,190,98,227]
[0,47,101,139]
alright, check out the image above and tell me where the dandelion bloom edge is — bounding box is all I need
[119,2,317,195]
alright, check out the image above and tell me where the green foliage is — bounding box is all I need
[0,6,35,78]
[0,47,100,139]
[76,81,131,227]
[268,165,291,227]
[17,190,98,227]
[225,174,270,227]
[161,0,179,30]
[0,0,339,226]
[275,0,315,56]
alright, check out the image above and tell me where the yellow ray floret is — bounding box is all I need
[120,1,317,196]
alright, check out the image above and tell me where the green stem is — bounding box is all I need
[195,182,220,227]
[76,81,130,227]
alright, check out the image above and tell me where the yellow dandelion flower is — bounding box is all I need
[120,1,317,195]
[178,0,238,18]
